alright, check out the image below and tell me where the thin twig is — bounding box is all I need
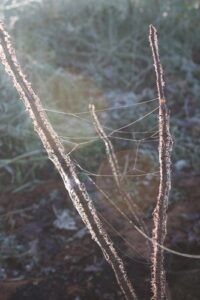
[0,22,138,300]
[89,104,151,257]
[149,25,172,300]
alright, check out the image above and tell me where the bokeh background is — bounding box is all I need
[0,1,200,299]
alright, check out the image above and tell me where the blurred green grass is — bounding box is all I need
[0,0,200,192]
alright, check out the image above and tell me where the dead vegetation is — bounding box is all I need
[0,1,200,299]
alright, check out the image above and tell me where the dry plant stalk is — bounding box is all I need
[149,25,172,300]
[89,104,151,254]
[0,22,138,300]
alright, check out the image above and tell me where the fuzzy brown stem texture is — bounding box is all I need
[149,25,172,300]
[0,22,138,300]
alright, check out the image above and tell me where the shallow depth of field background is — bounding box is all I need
[0,1,200,299]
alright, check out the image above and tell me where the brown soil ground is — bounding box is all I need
[0,173,200,300]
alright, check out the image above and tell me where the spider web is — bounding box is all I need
[43,94,160,263]
[44,92,200,262]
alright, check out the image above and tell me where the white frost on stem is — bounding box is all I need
[149,25,172,300]
[0,22,138,300]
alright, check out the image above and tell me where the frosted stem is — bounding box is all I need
[89,104,151,252]
[0,22,138,300]
[149,25,172,300]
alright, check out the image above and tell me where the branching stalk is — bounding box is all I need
[89,104,151,255]
[0,22,138,300]
[149,25,172,300]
